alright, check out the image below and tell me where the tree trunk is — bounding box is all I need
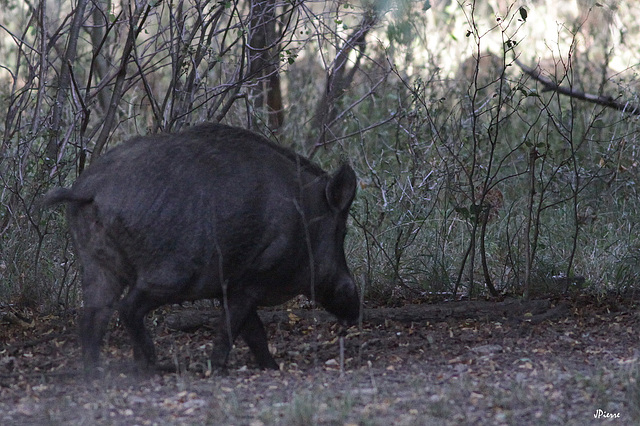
[310,10,377,154]
[248,0,284,131]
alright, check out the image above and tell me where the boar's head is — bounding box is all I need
[305,164,360,326]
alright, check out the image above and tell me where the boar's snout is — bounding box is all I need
[324,275,360,326]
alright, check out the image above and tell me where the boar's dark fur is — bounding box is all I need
[41,123,359,371]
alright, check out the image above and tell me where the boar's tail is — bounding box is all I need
[38,188,92,210]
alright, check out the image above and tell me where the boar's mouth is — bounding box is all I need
[319,277,360,326]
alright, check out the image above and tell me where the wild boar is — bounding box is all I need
[42,123,359,371]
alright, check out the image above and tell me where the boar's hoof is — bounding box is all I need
[208,349,279,371]
[255,355,279,370]
[208,352,230,372]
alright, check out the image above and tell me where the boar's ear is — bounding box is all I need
[326,164,357,213]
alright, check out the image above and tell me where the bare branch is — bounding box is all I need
[46,0,90,164]
[516,58,640,116]
[93,3,152,158]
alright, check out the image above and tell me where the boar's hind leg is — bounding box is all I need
[80,307,114,370]
[79,262,124,370]
[212,300,278,370]
[118,288,161,370]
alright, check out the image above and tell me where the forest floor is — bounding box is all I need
[1,295,638,425]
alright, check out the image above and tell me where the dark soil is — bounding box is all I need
[1,296,638,425]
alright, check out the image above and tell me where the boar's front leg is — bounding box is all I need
[212,298,279,370]
[239,310,279,369]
